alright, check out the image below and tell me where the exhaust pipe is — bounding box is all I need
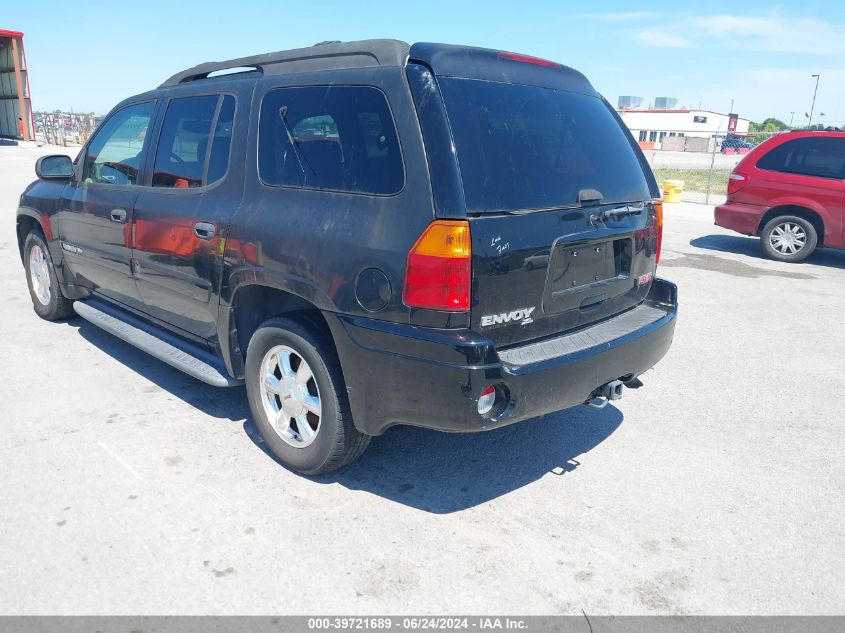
[586,379,625,409]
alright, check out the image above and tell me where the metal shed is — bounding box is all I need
[0,29,32,141]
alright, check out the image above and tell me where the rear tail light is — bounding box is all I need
[727,172,750,195]
[403,220,471,311]
[654,200,663,264]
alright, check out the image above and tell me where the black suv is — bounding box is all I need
[16,40,677,474]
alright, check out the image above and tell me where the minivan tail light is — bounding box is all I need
[404,220,471,311]
[727,172,750,196]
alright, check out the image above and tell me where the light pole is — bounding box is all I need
[808,74,820,128]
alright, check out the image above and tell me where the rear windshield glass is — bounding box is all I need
[438,78,651,213]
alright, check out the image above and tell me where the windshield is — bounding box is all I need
[438,78,652,213]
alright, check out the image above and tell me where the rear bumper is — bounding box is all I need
[326,278,678,436]
[714,201,764,236]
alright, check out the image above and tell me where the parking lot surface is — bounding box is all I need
[1,145,843,614]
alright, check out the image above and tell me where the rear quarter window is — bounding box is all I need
[757,137,845,180]
[258,86,404,195]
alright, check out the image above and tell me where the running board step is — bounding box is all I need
[73,300,242,388]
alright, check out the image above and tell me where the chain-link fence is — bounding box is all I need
[33,111,98,147]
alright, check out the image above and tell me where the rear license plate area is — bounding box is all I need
[544,238,631,314]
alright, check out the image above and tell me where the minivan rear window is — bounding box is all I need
[438,78,651,213]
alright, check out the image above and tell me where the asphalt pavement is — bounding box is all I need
[1,144,843,615]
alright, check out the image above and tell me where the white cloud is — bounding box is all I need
[634,30,691,49]
[686,14,845,56]
[587,10,845,56]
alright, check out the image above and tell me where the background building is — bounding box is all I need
[615,96,750,152]
[0,29,33,141]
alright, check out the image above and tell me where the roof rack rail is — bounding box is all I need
[159,39,410,88]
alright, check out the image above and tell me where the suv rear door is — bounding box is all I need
[131,82,250,342]
[412,56,660,347]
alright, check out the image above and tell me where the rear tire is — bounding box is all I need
[760,215,817,263]
[23,231,74,321]
[245,316,370,475]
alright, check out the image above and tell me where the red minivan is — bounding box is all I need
[715,131,845,262]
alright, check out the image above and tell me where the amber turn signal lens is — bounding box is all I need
[403,220,471,311]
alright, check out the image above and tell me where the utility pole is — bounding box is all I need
[808,74,820,128]
[789,112,795,128]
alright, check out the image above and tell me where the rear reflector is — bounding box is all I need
[404,220,471,311]
[477,386,496,416]
[498,51,561,68]
[727,172,750,195]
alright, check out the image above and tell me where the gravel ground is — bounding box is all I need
[1,144,843,615]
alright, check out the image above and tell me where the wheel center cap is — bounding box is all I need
[280,378,304,417]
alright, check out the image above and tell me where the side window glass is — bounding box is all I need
[758,137,845,179]
[207,95,236,184]
[152,95,218,188]
[293,114,339,139]
[800,140,845,179]
[82,102,154,186]
[757,143,791,172]
[258,86,404,194]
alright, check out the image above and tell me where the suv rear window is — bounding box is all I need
[757,137,845,180]
[438,78,651,213]
[258,86,404,195]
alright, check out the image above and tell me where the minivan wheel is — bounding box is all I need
[761,216,817,263]
[23,231,74,321]
[245,317,370,475]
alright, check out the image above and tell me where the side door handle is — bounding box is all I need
[109,208,127,223]
[194,222,216,240]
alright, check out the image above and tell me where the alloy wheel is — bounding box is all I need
[29,244,52,306]
[258,345,322,448]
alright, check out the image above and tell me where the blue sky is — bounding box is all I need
[5,0,843,125]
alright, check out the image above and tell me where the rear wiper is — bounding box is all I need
[578,188,604,204]
[278,106,314,176]
[589,204,645,225]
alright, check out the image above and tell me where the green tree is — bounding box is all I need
[748,117,790,143]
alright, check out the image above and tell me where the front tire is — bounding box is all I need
[23,231,74,321]
[761,216,818,263]
[245,317,370,475]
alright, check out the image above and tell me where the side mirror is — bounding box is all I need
[35,155,74,180]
